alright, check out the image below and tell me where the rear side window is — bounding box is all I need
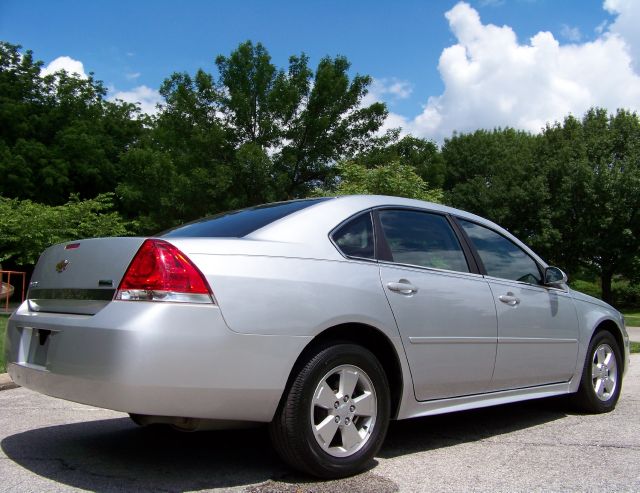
[162,198,330,238]
[332,213,375,259]
[458,219,541,285]
[378,210,469,273]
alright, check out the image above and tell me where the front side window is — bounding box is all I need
[332,213,375,259]
[458,219,541,285]
[378,210,469,273]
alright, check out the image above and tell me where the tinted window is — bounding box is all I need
[332,213,375,259]
[162,199,330,238]
[458,219,541,284]
[379,210,469,272]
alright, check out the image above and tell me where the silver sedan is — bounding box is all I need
[4,195,630,478]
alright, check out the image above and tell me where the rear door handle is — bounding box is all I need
[499,293,520,306]
[387,281,418,295]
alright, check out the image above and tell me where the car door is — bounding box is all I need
[376,209,498,401]
[456,218,579,390]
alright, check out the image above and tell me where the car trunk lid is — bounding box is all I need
[28,237,147,315]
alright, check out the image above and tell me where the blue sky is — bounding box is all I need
[1,1,638,141]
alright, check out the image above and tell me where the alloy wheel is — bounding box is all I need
[309,364,377,458]
[591,343,618,402]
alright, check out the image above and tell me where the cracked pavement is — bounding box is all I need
[1,354,638,492]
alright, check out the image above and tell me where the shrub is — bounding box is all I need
[0,193,134,266]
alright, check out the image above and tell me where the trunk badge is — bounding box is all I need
[56,259,70,273]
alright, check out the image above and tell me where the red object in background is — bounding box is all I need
[1,270,27,312]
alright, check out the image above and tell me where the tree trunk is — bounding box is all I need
[601,270,613,305]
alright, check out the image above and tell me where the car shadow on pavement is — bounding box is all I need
[1,397,569,492]
[379,396,569,459]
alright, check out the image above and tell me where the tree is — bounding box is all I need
[0,193,132,266]
[322,160,443,203]
[441,128,554,254]
[118,41,388,231]
[0,42,145,205]
[354,132,445,189]
[115,68,236,232]
[540,108,640,302]
[215,42,388,195]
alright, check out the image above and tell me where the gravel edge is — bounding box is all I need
[0,373,18,391]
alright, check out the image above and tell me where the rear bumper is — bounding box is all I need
[5,301,311,422]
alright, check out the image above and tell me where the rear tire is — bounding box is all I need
[269,343,390,478]
[572,331,622,413]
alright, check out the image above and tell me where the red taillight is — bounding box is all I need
[116,239,213,303]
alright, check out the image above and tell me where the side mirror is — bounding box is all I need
[544,266,568,287]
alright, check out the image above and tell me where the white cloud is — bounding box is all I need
[41,54,159,115]
[595,20,608,34]
[560,24,582,42]
[604,0,640,71]
[41,56,88,78]
[389,1,640,142]
[109,85,163,115]
[386,80,413,99]
[361,78,413,107]
[359,78,413,136]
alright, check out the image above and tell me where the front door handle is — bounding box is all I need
[499,293,520,306]
[387,280,418,295]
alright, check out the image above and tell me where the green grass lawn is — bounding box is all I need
[622,310,640,327]
[0,315,7,373]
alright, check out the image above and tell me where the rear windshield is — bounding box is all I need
[162,198,330,238]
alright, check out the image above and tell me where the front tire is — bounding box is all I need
[572,331,622,413]
[269,343,391,478]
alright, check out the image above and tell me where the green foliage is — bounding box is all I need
[325,161,443,203]
[355,133,445,189]
[441,112,640,304]
[569,279,602,299]
[442,128,554,252]
[0,194,132,265]
[0,42,146,205]
[623,311,640,326]
[540,108,640,302]
[611,279,640,308]
[568,278,640,308]
[1,40,640,304]
[118,41,387,231]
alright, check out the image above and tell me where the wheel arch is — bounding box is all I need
[280,323,404,419]
[592,318,626,373]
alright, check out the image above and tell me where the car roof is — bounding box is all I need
[248,195,548,268]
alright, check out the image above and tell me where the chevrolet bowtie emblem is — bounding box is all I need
[56,259,70,273]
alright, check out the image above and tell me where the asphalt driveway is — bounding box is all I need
[627,326,640,342]
[1,355,638,492]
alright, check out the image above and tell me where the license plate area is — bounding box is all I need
[18,327,57,370]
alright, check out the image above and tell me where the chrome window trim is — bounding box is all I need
[373,206,474,275]
[482,274,571,294]
[377,259,486,280]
